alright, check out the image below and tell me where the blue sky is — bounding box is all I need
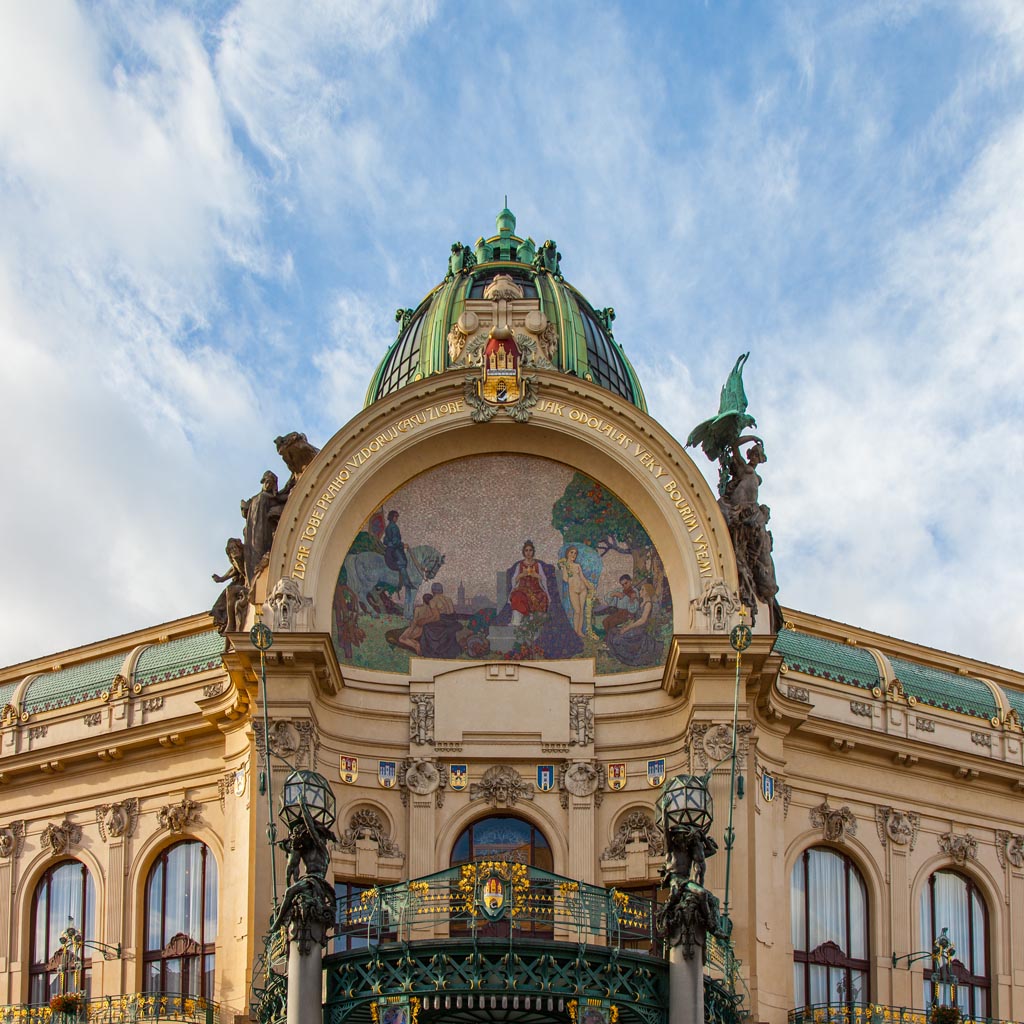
[1,0,1022,668]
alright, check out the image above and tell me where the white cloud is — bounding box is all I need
[0,1,273,662]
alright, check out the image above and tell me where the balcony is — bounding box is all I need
[0,992,223,1024]
[789,1004,1023,1024]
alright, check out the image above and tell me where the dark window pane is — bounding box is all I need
[578,305,633,402]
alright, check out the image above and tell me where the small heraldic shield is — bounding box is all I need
[608,762,627,791]
[378,760,397,788]
[449,764,468,791]
[339,755,358,785]
[761,770,776,803]
[482,331,521,405]
[647,758,666,787]
[537,765,554,792]
[482,874,505,917]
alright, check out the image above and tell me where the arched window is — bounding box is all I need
[144,841,218,999]
[791,847,870,1008]
[920,870,989,1016]
[450,815,553,938]
[30,860,96,1004]
[450,815,553,870]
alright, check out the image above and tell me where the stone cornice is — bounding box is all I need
[662,632,782,701]
[223,631,344,699]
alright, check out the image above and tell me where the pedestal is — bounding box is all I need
[669,937,705,1024]
[287,923,325,1024]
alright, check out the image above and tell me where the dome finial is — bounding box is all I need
[496,200,515,236]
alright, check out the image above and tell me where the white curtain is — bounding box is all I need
[807,849,847,952]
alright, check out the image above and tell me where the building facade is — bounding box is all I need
[1,209,1022,1024]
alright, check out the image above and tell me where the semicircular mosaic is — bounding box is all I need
[331,454,673,674]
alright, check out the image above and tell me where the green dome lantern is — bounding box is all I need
[365,208,646,411]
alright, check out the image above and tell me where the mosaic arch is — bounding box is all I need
[331,454,674,675]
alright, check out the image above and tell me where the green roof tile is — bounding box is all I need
[772,631,880,690]
[889,657,997,720]
[133,631,223,688]
[24,653,125,714]
[0,681,18,708]
[1001,686,1024,722]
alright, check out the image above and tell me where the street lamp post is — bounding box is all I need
[656,774,722,1024]
[52,921,120,1015]
[270,769,338,1024]
[892,929,959,1016]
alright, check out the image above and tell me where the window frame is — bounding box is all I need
[29,859,95,1004]
[142,840,217,1000]
[922,869,990,1017]
[791,846,871,1009]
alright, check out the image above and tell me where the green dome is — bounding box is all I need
[365,209,647,410]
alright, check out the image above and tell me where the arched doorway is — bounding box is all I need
[450,814,553,939]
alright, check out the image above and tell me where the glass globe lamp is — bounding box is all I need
[657,774,713,835]
[280,769,336,830]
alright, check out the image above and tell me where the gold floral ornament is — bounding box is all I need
[409,880,429,896]
[457,860,531,917]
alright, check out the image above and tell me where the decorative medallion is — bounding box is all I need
[398,758,447,807]
[702,724,734,764]
[760,771,776,803]
[96,798,139,842]
[559,760,605,808]
[378,760,397,789]
[647,759,666,787]
[875,806,920,849]
[607,762,627,790]
[809,801,857,843]
[449,764,468,791]
[537,765,555,792]
[0,820,26,860]
[995,830,1024,869]
[339,756,359,785]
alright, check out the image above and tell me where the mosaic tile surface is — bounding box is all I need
[332,455,673,674]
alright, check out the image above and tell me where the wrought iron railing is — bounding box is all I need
[0,992,220,1024]
[334,862,657,949]
[788,1004,1021,1024]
